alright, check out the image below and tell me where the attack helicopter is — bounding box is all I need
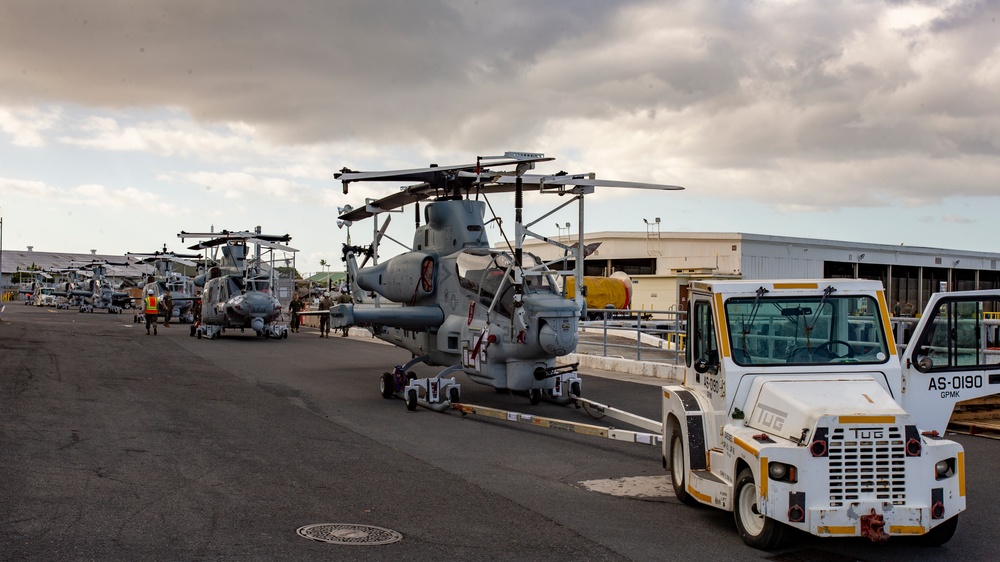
[179,228,297,339]
[126,245,203,324]
[68,259,133,313]
[330,152,683,411]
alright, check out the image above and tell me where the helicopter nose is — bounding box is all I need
[538,317,578,356]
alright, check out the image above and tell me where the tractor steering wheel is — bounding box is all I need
[815,339,856,360]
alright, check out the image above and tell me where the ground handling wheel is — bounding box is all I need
[380,372,394,399]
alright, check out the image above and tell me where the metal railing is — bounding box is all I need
[577,308,686,364]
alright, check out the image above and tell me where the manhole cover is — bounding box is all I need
[296,523,403,545]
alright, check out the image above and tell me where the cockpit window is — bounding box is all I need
[456,250,555,318]
[725,295,889,365]
[227,276,245,295]
[246,277,270,292]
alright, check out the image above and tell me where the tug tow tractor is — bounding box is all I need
[665,279,1000,549]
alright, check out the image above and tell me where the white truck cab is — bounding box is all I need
[663,279,1000,549]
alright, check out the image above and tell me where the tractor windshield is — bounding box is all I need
[725,295,890,366]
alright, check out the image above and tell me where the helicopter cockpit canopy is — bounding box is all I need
[456,250,556,318]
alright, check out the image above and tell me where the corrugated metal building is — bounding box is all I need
[521,232,1000,314]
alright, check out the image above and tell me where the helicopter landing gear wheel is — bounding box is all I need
[405,388,418,411]
[734,468,785,549]
[380,372,394,399]
[528,388,541,405]
[448,386,460,404]
[670,424,697,506]
[196,331,202,339]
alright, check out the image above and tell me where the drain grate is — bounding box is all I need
[296,523,403,546]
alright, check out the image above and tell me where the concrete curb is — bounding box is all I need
[558,353,684,382]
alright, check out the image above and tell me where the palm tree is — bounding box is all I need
[319,259,329,290]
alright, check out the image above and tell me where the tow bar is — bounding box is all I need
[452,395,662,446]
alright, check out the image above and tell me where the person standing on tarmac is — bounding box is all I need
[144,288,158,335]
[289,292,304,333]
[337,287,352,336]
[161,292,173,328]
[318,291,334,337]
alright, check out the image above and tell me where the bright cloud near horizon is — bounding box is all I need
[1,0,998,275]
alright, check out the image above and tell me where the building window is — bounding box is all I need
[611,258,656,276]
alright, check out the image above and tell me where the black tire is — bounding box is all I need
[190,325,196,337]
[528,388,541,405]
[734,468,785,550]
[406,371,417,382]
[917,516,958,547]
[448,386,460,404]
[570,380,582,398]
[405,389,418,411]
[380,372,394,399]
[669,424,697,505]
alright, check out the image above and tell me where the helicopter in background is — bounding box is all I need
[17,270,56,306]
[127,245,203,324]
[69,259,133,313]
[330,152,683,411]
[179,228,297,340]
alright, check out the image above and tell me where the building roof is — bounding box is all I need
[1,249,154,278]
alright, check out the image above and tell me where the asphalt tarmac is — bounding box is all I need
[2,304,999,561]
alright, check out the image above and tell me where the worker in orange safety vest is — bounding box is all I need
[144,288,159,336]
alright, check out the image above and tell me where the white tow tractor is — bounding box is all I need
[664,279,1000,549]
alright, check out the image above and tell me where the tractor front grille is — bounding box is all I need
[828,426,907,507]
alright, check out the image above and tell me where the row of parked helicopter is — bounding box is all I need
[18,227,298,340]
[20,152,684,409]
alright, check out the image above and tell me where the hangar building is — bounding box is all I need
[520,232,1000,314]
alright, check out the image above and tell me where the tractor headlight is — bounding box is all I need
[935,458,955,480]
[768,461,797,483]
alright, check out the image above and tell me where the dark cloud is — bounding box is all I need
[1,0,998,209]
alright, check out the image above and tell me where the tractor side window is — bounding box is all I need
[914,297,1000,371]
[692,300,719,368]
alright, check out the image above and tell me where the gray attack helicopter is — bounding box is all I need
[68,259,133,313]
[126,245,203,324]
[179,228,297,340]
[330,151,683,411]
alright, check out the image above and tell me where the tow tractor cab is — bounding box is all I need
[664,279,1000,549]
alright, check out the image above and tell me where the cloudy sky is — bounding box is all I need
[1,0,998,275]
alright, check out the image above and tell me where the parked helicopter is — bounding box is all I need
[17,270,55,306]
[179,228,296,339]
[68,260,133,313]
[330,152,683,411]
[126,245,203,324]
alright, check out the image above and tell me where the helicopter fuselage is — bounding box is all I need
[334,199,580,392]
